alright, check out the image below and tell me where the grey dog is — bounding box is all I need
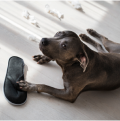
[18,29,120,103]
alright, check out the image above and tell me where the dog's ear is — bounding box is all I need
[76,47,89,72]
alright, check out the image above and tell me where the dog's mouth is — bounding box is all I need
[39,44,42,51]
[45,54,53,60]
[44,54,53,60]
[76,53,86,65]
[39,46,53,60]
[79,54,86,63]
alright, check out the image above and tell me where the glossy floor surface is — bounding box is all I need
[0,1,120,119]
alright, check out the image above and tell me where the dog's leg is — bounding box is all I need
[33,55,52,64]
[18,81,78,103]
[87,29,120,53]
[79,34,106,53]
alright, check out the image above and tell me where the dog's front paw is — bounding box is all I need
[33,55,51,64]
[17,81,37,92]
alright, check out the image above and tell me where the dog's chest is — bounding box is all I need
[62,63,84,83]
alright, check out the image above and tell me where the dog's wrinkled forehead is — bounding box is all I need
[54,31,79,38]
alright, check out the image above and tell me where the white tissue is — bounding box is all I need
[45,4,64,20]
[28,35,36,41]
[29,15,39,27]
[22,10,30,19]
[27,35,40,43]
[22,10,40,27]
[69,0,82,10]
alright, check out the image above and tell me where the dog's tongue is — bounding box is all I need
[80,56,86,64]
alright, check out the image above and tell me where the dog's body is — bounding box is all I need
[18,29,120,103]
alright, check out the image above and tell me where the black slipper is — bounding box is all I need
[3,56,27,105]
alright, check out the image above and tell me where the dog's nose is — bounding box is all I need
[41,38,48,46]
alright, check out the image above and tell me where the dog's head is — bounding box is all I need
[39,31,89,72]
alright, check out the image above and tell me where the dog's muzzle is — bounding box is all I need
[41,38,48,46]
[39,38,49,51]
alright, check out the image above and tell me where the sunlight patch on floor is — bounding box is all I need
[0,14,42,40]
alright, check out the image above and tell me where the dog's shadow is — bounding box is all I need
[72,89,120,118]
[24,89,120,119]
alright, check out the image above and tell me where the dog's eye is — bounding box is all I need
[57,31,65,35]
[57,32,61,35]
[62,44,66,49]
[56,32,59,35]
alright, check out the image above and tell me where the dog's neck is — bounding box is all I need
[56,59,75,68]
[56,43,96,72]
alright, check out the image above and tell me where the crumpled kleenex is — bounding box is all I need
[45,4,64,20]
